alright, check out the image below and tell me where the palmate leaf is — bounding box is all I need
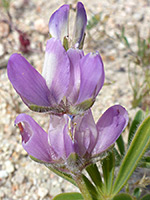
[112,193,133,200]
[112,116,150,195]
[52,192,83,200]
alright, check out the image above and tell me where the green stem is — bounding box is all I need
[45,165,76,186]
[73,173,93,200]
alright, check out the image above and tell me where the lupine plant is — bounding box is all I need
[7,2,150,200]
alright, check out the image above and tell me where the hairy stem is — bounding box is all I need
[73,173,93,200]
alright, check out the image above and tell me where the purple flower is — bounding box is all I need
[15,105,128,173]
[49,2,87,48]
[7,38,104,115]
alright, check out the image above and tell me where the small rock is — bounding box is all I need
[50,181,62,196]
[133,13,144,22]
[0,43,5,57]
[118,43,125,50]
[38,187,48,198]
[0,170,8,179]
[11,0,25,9]
[4,160,15,173]
[12,172,25,184]
[34,18,49,34]
[0,22,9,38]
[0,190,5,198]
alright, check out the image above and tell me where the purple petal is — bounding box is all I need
[92,105,129,155]
[93,54,105,97]
[7,53,51,107]
[49,4,69,41]
[15,114,56,163]
[66,48,84,104]
[73,2,87,48]
[48,115,74,159]
[42,38,70,104]
[74,110,98,157]
[76,52,105,104]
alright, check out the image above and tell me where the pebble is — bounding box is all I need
[0,170,8,179]
[38,187,49,198]
[0,44,5,57]
[0,22,9,38]
[4,161,15,173]
[50,184,62,197]
[12,172,25,184]
[34,18,49,34]
[11,0,26,9]
[0,190,5,198]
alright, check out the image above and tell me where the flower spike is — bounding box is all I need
[15,105,128,173]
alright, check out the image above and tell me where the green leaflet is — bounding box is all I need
[139,156,150,168]
[112,116,150,195]
[133,187,141,199]
[82,175,99,200]
[140,194,150,200]
[101,152,115,195]
[116,135,125,156]
[86,163,103,192]
[112,193,133,200]
[52,192,83,200]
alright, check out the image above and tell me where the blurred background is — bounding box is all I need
[0,0,150,199]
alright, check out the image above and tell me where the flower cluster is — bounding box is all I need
[16,105,128,173]
[7,2,128,174]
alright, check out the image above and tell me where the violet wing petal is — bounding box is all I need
[49,4,69,41]
[7,53,51,107]
[94,54,105,97]
[73,2,87,48]
[66,48,84,104]
[92,105,129,156]
[15,114,56,163]
[48,115,74,160]
[42,38,70,104]
[74,110,98,157]
[76,52,104,104]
